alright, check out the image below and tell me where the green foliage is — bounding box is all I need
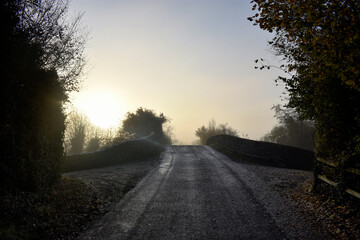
[122,107,173,145]
[195,119,239,145]
[0,0,86,192]
[250,0,360,162]
[261,105,315,150]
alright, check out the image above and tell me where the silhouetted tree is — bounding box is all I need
[86,137,101,152]
[250,0,360,163]
[195,120,239,145]
[99,127,119,149]
[122,108,172,145]
[261,105,315,150]
[64,109,138,153]
[0,0,87,192]
[112,130,135,145]
[65,110,89,154]
[16,0,88,90]
[85,125,105,152]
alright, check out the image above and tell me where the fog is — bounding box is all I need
[69,0,285,144]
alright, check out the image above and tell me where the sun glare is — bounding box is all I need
[75,92,126,129]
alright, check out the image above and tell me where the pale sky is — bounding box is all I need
[68,0,285,144]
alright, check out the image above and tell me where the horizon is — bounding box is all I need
[68,0,286,144]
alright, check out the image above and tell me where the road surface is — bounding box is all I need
[78,146,315,240]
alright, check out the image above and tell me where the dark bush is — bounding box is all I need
[0,0,84,193]
[122,108,172,145]
[1,69,66,192]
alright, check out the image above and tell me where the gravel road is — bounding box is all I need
[77,145,316,240]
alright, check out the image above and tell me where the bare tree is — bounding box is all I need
[260,105,315,150]
[17,0,88,91]
[195,119,239,145]
[65,110,89,154]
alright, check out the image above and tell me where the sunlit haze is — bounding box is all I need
[69,0,285,144]
[73,91,127,129]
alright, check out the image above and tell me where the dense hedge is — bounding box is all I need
[207,134,314,170]
[0,1,67,193]
[63,137,164,172]
[1,70,66,192]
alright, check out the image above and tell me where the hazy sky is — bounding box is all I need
[68,0,285,144]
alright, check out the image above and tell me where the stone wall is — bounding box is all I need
[63,136,163,172]
[207,134,314,170]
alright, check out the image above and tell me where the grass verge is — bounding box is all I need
[0,159,157,240]
[0,177,100,240]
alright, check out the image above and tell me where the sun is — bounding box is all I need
[75,92,126,129]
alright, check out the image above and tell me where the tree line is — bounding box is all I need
[249,0,360,159]
[260,105,315,151]
[194,114,314,151]
[65,107,174,155]
[249,0,360,197]
[0,0,173,193]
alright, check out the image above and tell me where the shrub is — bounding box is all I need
[195,119,239,145]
